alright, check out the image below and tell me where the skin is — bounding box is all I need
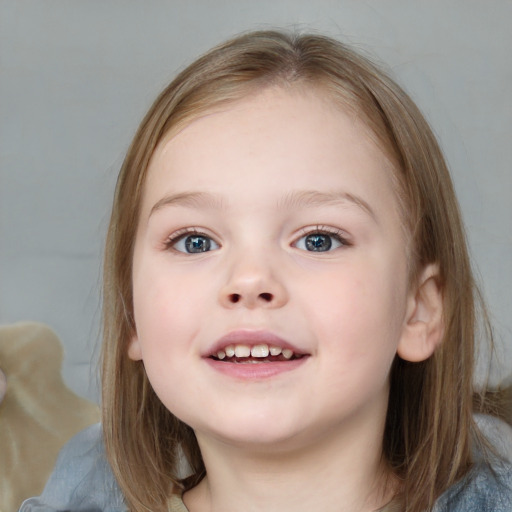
[128,87,442,512]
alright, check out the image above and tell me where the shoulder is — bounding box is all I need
[434,460,512,512]
[19,423,127,512]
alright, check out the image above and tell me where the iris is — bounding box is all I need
[305,234,332,252]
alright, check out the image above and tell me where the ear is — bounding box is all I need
[127,335,143,361]
[397,264,444,363]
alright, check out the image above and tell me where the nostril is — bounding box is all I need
[225,292,275,305]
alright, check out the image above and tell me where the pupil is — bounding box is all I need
[305,234,332,252]
[185,235,210,253]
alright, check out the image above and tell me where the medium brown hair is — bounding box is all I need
[102,30,490,511]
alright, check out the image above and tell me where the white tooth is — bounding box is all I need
[217,350,226,360]
[225,345,235,357]
[282,348,293,359]
[234,344,251,358]
[251,344,269,358]
[269,346,282,356]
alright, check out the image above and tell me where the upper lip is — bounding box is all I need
[204,330,307,357]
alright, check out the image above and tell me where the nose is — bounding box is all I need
[218,255,289,309]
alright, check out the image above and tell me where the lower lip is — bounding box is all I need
[204,357,309,380]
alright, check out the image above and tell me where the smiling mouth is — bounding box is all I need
[210,343,305,363]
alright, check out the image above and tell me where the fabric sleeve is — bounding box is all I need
[434,460,512,512]
[18,423,127,512]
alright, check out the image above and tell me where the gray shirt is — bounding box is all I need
[19,423,512,512]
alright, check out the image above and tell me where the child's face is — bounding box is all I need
[129,87,414,450]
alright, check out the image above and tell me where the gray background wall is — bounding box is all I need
[1,0,511,402]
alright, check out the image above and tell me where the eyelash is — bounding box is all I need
[164,225,351,254]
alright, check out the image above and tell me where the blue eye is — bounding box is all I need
[170,233,219,253]
[294,231,345,252]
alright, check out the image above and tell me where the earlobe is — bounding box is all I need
[127,335,143,361]
[397,264,444,363]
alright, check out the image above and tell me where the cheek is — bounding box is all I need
[306,259,407,357]
[134,284,193,345]
[132,261,190,358]
[131,275,199,410]
[131,255,222,377]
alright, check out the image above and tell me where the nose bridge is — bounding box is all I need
[219,242,288,309]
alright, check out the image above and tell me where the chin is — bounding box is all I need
[193,413,311,452]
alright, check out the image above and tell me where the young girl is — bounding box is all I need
[21,30,511,512]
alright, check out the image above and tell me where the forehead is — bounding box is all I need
[140,87,400,224]
[152,88,389,174]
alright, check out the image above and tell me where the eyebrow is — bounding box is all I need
[149,191,226,217]
[278,190,376,221]
[149,189,376,221]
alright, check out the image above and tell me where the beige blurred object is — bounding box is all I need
[0,368,6,404]
[0,322,100,512]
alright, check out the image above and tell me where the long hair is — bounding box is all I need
[102,30,489,511]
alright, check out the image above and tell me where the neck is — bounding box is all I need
[183,412,396,512]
